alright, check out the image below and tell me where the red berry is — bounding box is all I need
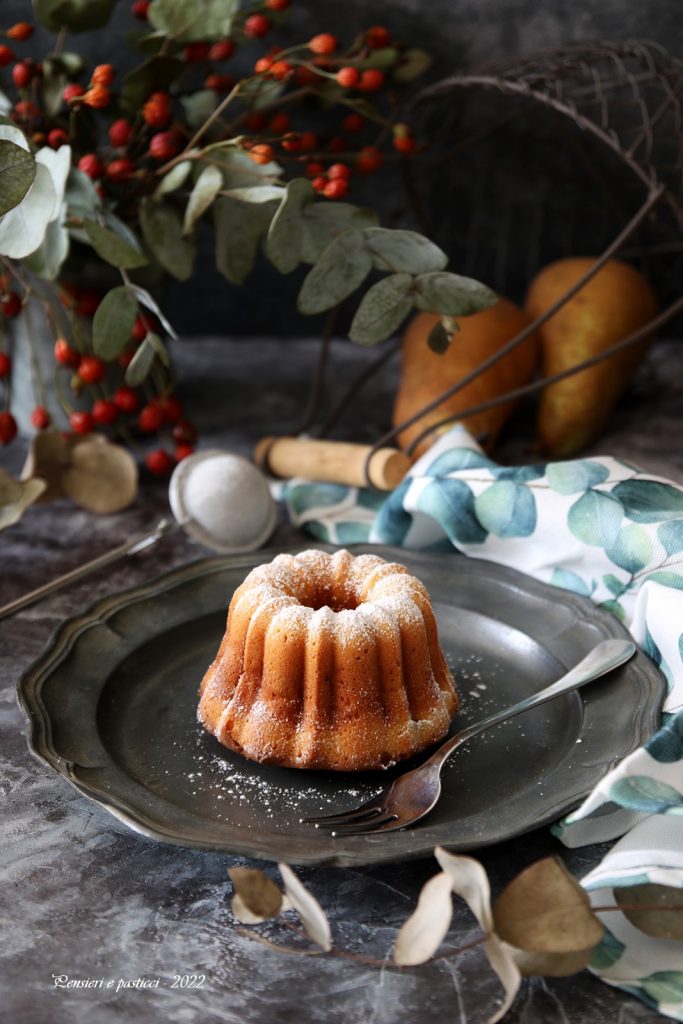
[0,352,11,377]
[91,64,115,86]
[14,100,40,119]
[78,153,104,178]
[265,0,289,9]
[366,26,391,49]
[358,69,384,93]
[184,42,211,63]
[63,83,85,102]
[148,130,183,161]
[336,67,359,88]
[142,91,171,128]
[31,405,50,430]
[0,45,15,67]
[113,386,140,413]
[356,146,384,174]
[393,133,416,154]
[269,113,290,135]
[311,176,327,193]
[106,158,134,182]
[309,33,337,55]
[75,290,101,317]
[77,355,106,384]
[54,338,79,366]
[323,178,348,199]
[174,443,195,462]
[131,313,155,342]
[48,129,68,149]
[92,399,119,425]
[208,40,235,61]
[244,14,271,38]
[1,292,22,318]
[0,411,17,445]
[270,60,292,81]
[82,84,110,109]
[305,161,324,177]
[205,72,234,92]
[138,403,163,432]
[12,62,34,88]
[254,55,274,76]
[158,395,183,423]
[294,65,319,86]
[69,411,93,435]
[328,162,351,180]
[108,118,133,147]
[7,22,34,41]
[249,143,274,165]
[172,419,197,444]
[342,112,364,133]
[131,0,150,19]
[145,448,174,476]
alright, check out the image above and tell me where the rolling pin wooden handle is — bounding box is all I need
[254,436,410,491]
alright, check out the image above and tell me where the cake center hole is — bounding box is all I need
[304,583,359,613]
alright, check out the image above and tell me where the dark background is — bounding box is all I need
[6,0,683,336]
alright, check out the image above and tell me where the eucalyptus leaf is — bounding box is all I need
[615,883,683,941]
[24,212,69,280]
[214,195,278,285]
[211,148,281,189]
[300,202,378,264]
[125,336,156,386]
[92,287,138,359]
[349,272,414,345]
[266,178,313,274]
[140,197,196,280]
[354,47,399,70]
[180,90,217,130]
[154,160,193,198]
[128,284,177,338]
[0,140,36,216]
[145,331,171,367]
[414,272,497,316]
[0,163,57,259]
[121,56,184,112]
[393,47,432,82]
[20,429,70,502]
[394,872,453,966]
[183,164,223,234]
[84,219,148,269]
[61,439,138,514]
[0,468,46,530]
[298,230,372,315]
[363,227,448,274]
[225,185,286,204]
[33,0,118,32]
[228,867,283,921]
[36,145,71,217]
[278,863,332,952]
[65,168,102,235]
[149,0,238,41]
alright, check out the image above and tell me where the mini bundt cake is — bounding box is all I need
[198,548,458,770]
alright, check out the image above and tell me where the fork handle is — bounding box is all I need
[425,638,636,771]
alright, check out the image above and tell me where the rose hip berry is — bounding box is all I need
[0,46,15,67]
[108,118,133,147]
[91,64,115,86]
[54,338,79,366]
[208,40,235,61]
[78,153,104,178]
[0,353,11,377]
[131,0,151,19]
[366,26,391,48]
[12,62,34,88]
[69,411,93,435]
[358,69,384,92]
[63,83,85,102]
[2,292,22,318]
[138,403,163,432]
[174,444,195,462]
[356,146,384,174]
[265,0,290,9]
[92,399,119,425]
[172,419,197,444]
[149,130,183,160]
[249,143,274,165]
[78,355,106,384]
[106,158,134,182]
[184,42,211,63]
[243,14,271,38]
[142,91,171,128]
[336,67,360,88]
[323,178,348,199]
[31,405,50,430]
[311,176,327,193]
[393,133,417,154]
[205,72,234,92]
[131,314,153,342]
[309,33,337,55]
[342,112,364,133]
[328,162,351,180]
[83,84,111,109]
[0,411,17,445]
[7,23,34,41]
[48,129,68,149]
[145,449,174,476]
[113,386,140,413]
[158,395,183,423]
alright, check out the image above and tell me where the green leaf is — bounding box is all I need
[180,90,217,130]
[420,478,488,544]
[474,480,537,537]
[393,48,432,82]
[606,523,654,574]
[612,479,683,524]
[83,219,148,270]
[92,288,138,360]
[128,284,177,338]
[212,148,281,189]
[362,227,448,274]
[225,185,286,204]
[183,163,223,234]
[647,570,683,590]
[0,163,57,259]
[149,0,238,41]
[0,141,36,217]
[154,160,193,198]
[602,573,626,597]
[33,0,118,32]
[298,231,372,315]
[599,598,626,622]
[349,273,414,345]
[139,198,196,281]
[121,56,184,112]
[414,272,497,317]
[611,775,683,813]
[24,216,69,279]
[658,520,683,555]
[300,202,378,264]
[145,331,170,366]
[214,195,278,286]
[125,336,156,387]
[549,568,591,597]
[427,320,452,353]
[641,971,683,1007]
[265,178,313,275]
[546,460,610,495]
[567,489,624,547]
[354,47,400,71]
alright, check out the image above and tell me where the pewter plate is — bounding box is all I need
[17,545,665,867]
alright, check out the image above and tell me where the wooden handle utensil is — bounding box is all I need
[254,436,410,491]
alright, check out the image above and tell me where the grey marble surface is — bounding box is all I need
[2,336,681,1024]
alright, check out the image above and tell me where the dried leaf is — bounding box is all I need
[228,867,283,921]
[394,871,453,966]
[615,884,683,941]
[493,857,603,954]
[21,429,70,502]
[0,468,46,530]
[435,848,521,1024]
[278,863,332,952]
[61,439,138,514]
[506,944,597,978]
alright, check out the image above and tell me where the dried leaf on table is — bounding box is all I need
[278,863,332,951]
[394,870,453,966]
[21,429,71,502]
[0,467,46,530]
[616,883,683,941]
[228,867,283,923]
[61,439,138,514]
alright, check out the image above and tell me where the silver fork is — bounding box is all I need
[301,638,636,836]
